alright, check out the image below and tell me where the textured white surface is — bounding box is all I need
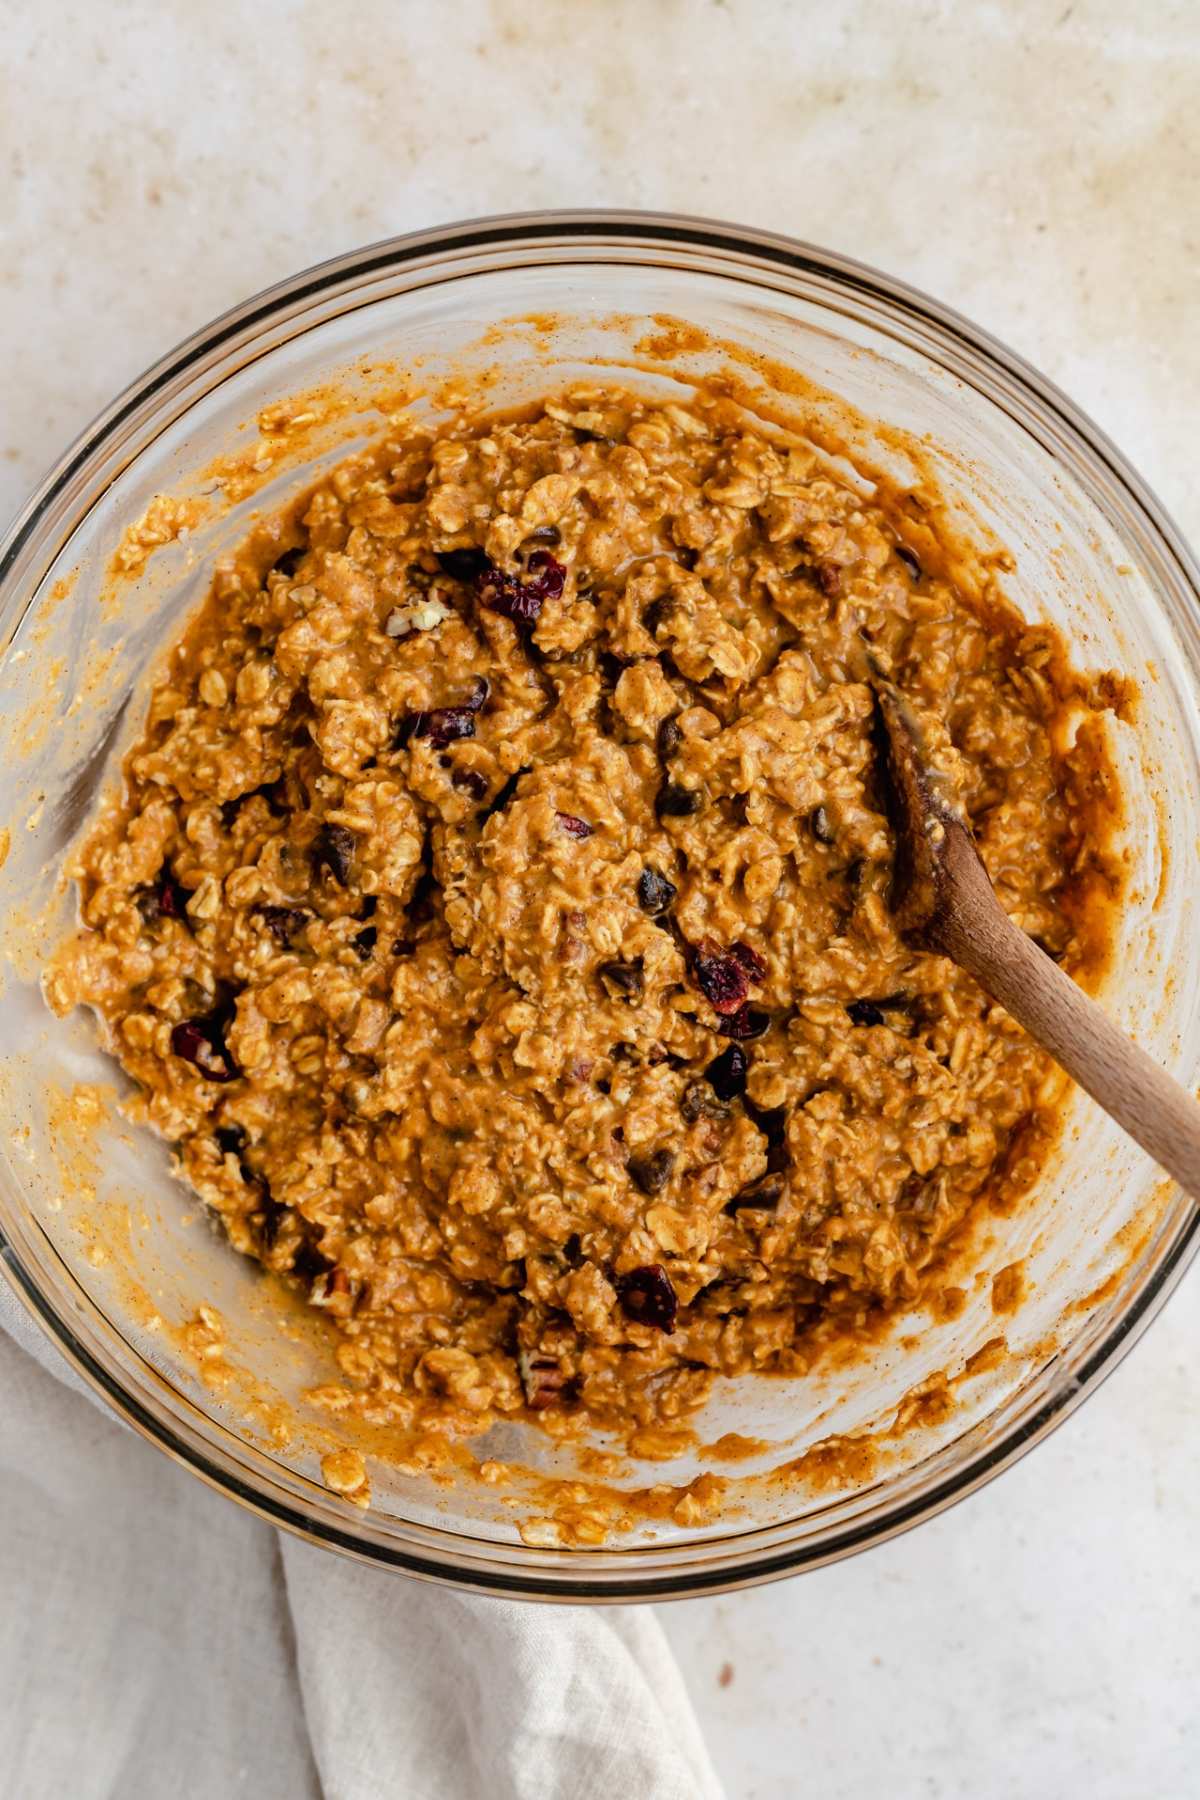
[2,2,1198,1795]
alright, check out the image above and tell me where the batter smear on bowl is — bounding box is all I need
[47,383,1120,1440]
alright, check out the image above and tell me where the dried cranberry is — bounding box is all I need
[656,782,703,819]
[691,941,750,1015]
[463,676,491,712]
[138,875,192,926]
[895,544,922,581]
[725,1172,785,1214]
[656,715,683,759]
[312,822,355,885]
[476,565,536,625]
[352,925,377,960]
[730,941,767,982]
[706,1043,749,1101]
[847,999,886,1028]
[627,1147,675,1194]
[616,1264,677,1334]
[716,1005,771,1041]
[556,812,594,839]
[528,523,561,545]
[599,958,644,1000]
[637,866,677,914]
[436,547,492,583]
[452,769,489,801]
[411,706,477,750]
[171,1019,238,1083]
[524,550,566,599]
[157,876,191,920]
[445,550,564,628]
[256,905,307,945]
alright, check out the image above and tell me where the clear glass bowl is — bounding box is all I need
[2,212,1198,1601]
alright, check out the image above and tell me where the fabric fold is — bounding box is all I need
[0,1276,723,1800]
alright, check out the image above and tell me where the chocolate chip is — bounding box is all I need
[598,958,644,1000]
[290,1239,333,1284]
[636,866,677,914]
[563,1232,584,1268]
[680,1080,730,1123]
[744,1098,789,1171]
[706,1043,748,1100]
[643,596,672,635]
[725,1172,785,1214]
[627,1147,675,1194]
[656,782,703,819]
[674,546,699,572]
[256,904,308,945]
[452,769,489,801]
[809,805,835,844]
[272,545,306,579]
[436,547,491,583]
[478,766,527,823]
[223,778,290,824]
[656,715,683,759]
[312,822,355,885]
[847,999,886,1028]
[716,1005,771,1040]
[895,544,922,581]
[256,1188,288,1249]
[215,1124,247,1155]
[352,925,377,960]
[615,1264,677,1333]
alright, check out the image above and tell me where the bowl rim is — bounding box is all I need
[3,207,1198,1601]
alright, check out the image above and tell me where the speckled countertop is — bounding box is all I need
[3,3,1198,1794]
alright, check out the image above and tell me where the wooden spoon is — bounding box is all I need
[871,668,1200,1201]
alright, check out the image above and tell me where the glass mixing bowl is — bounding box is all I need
[2,212,1198,1601]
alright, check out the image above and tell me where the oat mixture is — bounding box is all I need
[48,384,1114,1440]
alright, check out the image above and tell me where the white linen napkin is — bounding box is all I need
[0,1276,723,1800]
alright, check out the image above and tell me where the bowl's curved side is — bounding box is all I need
[0,214,1197,1598]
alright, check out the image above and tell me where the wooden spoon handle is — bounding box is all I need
[943,867,1200,1202]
